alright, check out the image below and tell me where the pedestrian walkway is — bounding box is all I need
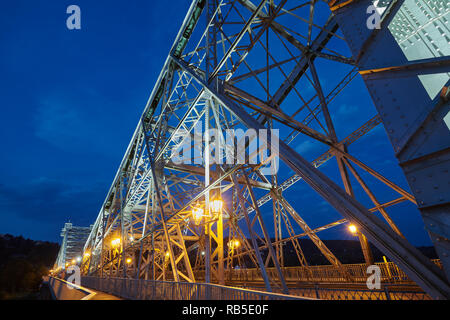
[44,276,123,300]
[87,289,122,300]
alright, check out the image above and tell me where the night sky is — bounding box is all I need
[0,1,433,246]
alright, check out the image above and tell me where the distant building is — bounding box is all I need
[54,223,92,270]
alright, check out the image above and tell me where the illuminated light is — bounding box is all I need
[84,252,90,258]
[76,256,81,263]
[165,251,170,258]
[348,224,358,234]
[209,198,224,217]
[201,251,205,256]
[65,263,69,267]
[192,206,204,225]
[111,238,121,247]
[129,236,134,242]
[228,239,241,249]
[71,259,76,265]
[126,258,132,264]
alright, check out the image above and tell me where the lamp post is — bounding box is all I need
[348,223,374,265]
[210,196,224,285]
[209,199,224,217]
[348,224,357,234]
[192,204,205,225]
[202,102,225,287]
[111,238,121,247]
[205,104,211,288]
[190,196,225,285]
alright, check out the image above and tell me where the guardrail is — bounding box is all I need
[81,276,312,300]
[240,284,431,300]
[81,276,432,300]
[303,286,431,300]
[44,276,96,300]
[199,260,442,284]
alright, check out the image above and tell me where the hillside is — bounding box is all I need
[0,234,59,299]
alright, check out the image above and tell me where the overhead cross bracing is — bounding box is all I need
[77,0,450,299]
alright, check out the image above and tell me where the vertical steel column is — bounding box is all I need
[205,0,219,289]
[136,189,151,279]
[206,0,218,84]
[205,102,211,287]
[216,196,225,285]
[243,172,289,294]
[231,174,273,292]
[119,177,127,278]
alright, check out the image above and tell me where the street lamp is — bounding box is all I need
[228,239,240,249]
[126,258,132,264]
[348,224,358,235]
[191,198,224,225]
[111,238,121,247]
[192,206,205,225]
[209,198,224,218]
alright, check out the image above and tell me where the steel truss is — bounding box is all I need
[79,0,450,299]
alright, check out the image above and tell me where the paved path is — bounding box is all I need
[88,290,122,300]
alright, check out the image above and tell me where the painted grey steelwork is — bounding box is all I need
[68,0,450,300]
[55,223,92,269]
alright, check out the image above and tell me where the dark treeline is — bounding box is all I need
[0,234,59,299]
[280,239,438,266]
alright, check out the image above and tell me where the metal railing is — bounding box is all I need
[81,276,432,300]
[203,260,442,284]
[240,285,431,301]
[81,276,312,300]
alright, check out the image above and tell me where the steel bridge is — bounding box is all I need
[54,0,450,300]
[54,223,92,270]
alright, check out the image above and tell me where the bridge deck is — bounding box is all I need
[44,276,123,300]
[88,290,122,300]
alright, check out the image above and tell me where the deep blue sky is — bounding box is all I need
[0,1,432,246]
[0,0,191,241]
